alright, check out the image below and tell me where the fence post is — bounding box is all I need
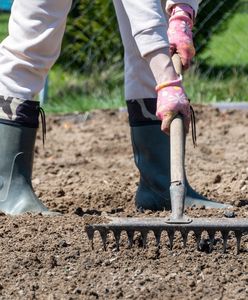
[39,75,49,106]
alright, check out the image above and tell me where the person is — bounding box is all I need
[0,0,228,215]
[113,0,230,210]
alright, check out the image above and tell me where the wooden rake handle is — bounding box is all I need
[166,54,190,223]
[170,54,185,184]
[170,114,185,183]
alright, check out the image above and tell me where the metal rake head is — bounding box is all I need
[84,217,248,254]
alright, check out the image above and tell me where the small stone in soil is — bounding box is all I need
[59,240,69,247]
[224,211,236,218]
[213,174,222,184]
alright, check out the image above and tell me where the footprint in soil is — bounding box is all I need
[74,207,102,216]
[74,207,124,216]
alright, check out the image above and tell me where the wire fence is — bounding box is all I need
[195,0,248,75]
[59,0,247,73]
[61,0,122,73]
[44,0,247,104]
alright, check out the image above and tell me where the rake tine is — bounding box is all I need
[221,230,229,253]
[167,229,175,250]
[140,230,148,249]
[208,230,216,253]
[99,229,108,251]
[126,230,134,248]
[153,229,162,247]
[180,229,189,248]
[85,227,95,250]
[235,231,242,254]
[113,229,121,251]
[194,230,202,251]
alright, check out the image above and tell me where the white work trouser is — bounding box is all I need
[0,0,199,101]
[0,0,72,100]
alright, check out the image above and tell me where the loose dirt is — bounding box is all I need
[0,105,247,299]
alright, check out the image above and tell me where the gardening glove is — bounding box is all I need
[156,77,191,135]
[167,4,195,69]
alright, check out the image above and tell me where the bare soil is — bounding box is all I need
[0,105,247,299]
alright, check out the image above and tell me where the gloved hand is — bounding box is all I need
[156,78,190,135]
[167,4,195,69]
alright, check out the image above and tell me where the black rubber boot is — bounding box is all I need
[127,99,231,211]
[131,124,231,211]
[0,122,56,215]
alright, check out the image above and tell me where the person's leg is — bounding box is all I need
[113,0,230,210]
[0,0,72,99]
[113,1,158,100]
[0,0,72,215]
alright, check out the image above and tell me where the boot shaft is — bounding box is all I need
[0,122,37,200]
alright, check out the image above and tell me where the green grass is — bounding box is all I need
[199,13,248,67]
[44,90,125,114]
[184,67,248,102]
[192,10,248,102]
[44,65,125,113]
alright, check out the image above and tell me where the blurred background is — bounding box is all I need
[0,0,247,113]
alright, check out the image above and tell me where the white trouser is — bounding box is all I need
[0,0,72,100]
[113,0,167,99]
[0,0,199,101]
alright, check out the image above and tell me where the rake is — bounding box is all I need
[84,55,248,253]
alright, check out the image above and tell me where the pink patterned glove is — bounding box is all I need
[156,78,190,135]
[167,4,195,69]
